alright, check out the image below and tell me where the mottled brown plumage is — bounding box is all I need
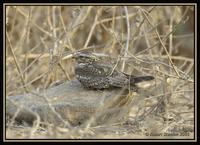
[73,52,154,89]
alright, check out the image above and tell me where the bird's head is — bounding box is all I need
[73,52,100,64]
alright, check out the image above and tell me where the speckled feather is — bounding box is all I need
[73,52,154,89]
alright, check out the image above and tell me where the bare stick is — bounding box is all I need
[6,32,28,93]
[83,8,102,49]
[121,6,130,71]
[141,9,181,78]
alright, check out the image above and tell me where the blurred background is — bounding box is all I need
[6,5,194,96]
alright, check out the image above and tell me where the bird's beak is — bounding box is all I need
[62,53,74,60]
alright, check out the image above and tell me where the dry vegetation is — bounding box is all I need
[5,5,195,140]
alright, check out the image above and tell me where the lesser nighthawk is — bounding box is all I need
[73,52,154,89]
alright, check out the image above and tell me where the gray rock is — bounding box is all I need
[6,80,129,127]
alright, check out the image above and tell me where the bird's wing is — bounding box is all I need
[75,63,111,77]
[108,74,129,87]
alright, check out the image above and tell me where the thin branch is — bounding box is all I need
[83,8,102,49]
[121,6,130,72]
[141,9,181,78]
[6,32,28,93]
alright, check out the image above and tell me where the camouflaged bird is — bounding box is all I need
[73,52,154,89]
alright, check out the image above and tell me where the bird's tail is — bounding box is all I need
[131,76,154,83]
[123,72,155,84]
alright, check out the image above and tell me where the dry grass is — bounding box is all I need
[5,5,195,139]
